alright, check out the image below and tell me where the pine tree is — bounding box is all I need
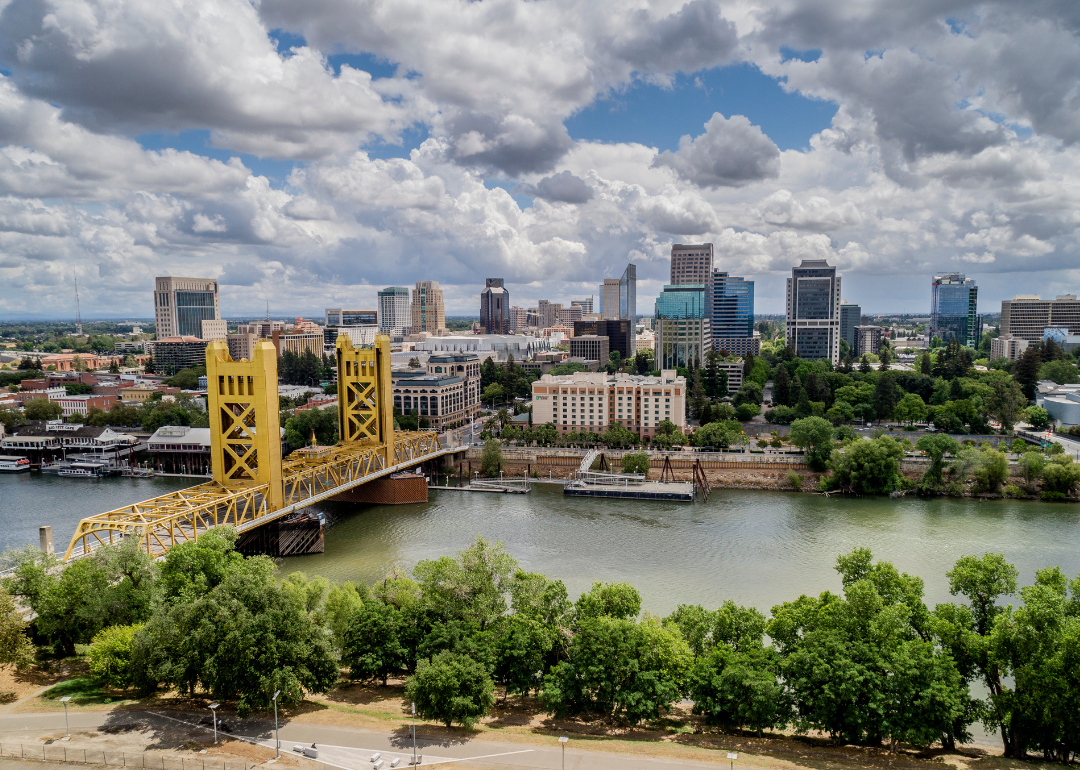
[1013,347,1042,400]
[773,363,792,407]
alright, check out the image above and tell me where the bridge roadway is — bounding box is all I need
[64,432,459,561]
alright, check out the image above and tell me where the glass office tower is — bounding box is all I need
[930,273,979,347]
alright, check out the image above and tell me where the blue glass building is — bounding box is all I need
[655,285,710,369]
[930,273,979,347]
[710,271,758,356]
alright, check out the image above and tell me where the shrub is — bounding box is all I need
[770,438,782,448]
[735,403,760,422]
[785,471,802,491]
[480,439,502,477]
[757,439,769,448]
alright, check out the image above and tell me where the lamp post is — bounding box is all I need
[411,702,417,766]
[271,690,280,758]
[208,703,220,745]
[60,696,71,739]
[558,736,568,770]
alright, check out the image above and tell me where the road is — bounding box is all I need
[0,710,731,770]
[442,421,482,452]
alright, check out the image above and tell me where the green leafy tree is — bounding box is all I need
[165,367,206,389]
[691,420,745,449]
[406,651,495,728]
[0,584,34,668]
[542,616,692,723]
[968,446,1009,493]
[574,581,641,622]
[788,416,834,471]
[620,451,650,475]
[732,381,763,408]
[916,433,960,494]
[895,393,927,425]
[284,406,338,447]
[324,582,367,650]
[132,555,338,715]
[480,382,505,405]
[24,398,63,421]
[414,536,518,631]
[773,363,792,407]
[479,438,502,477]
[690,644,787,734]
[829,436,905,494]
[985,378,1028,431]
[1026,405,1050,430]
[1013,347,1042,400]
[1041,455,1080,497]
[1038,359,1079,385]
[88,624,141,688]
[735,403,760,421]
[342,600,408,684]
[664,604,716,658]
[157,528,244,605]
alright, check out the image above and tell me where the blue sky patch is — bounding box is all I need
[484,179,534,209]
[780,46,822,63]
[565,63,837,152]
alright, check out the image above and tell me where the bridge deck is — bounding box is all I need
[64,433,459,560]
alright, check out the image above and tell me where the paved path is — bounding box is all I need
[0,711,730,770]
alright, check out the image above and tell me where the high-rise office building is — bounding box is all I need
[619,263,637,321]
[785,260,841,363]
[480,278,510,334]
[711,271,758,356]
[599,279,621,320]
[655,284,711,369]
[840,302,861,352]
[1001,294,1080,342]
[410,281,446,335]
[571,297,593,315]
[377,287,410,336]
[930,273,980,347]
[538,299,562,329]
[153,277,220,339]
[670,244,714,285]
[325,309,377,327]
[509,306,528,332]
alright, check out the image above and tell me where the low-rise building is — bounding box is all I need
[51,394,117,418]
[990,334,1030,361]
[153,336,207,374]
[716,358,745,394]
[531,370,686,439]
[854,325,883,358]
[391,370,478,430]
[569,335,609,363]
[146,425,212,474]
[271,330,324,359]
[227,332,259,362]
[1036,381,1080,428]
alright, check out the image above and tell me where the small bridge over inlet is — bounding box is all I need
[64,335,458,560]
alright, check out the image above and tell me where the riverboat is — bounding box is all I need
[0,455,31,472]
[57,461,113,478]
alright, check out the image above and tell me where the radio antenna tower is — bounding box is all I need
[74,273,83,336]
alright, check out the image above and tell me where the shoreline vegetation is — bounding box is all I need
[3,533,1078,765]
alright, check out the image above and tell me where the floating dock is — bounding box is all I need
[563,479,695,501]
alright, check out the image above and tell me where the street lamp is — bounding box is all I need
[59,696,71,739]
[208,703,220,745]
[558,736,568,770]
[271,690,281,758]
[411,702,417,766]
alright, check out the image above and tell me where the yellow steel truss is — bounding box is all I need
[63,432,446,560]
[336,334,395,465]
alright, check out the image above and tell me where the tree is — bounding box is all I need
[480,382,505,405]
[414,536,518,631]
[788,416,834,471]
[829,436,905,494]
[895,393,927,425]
[480,438,502,477]
[1041,456,1080,497]
[342,601,408,684]
[88,624,140,688]
[690,645,787,734]
[872,374,899,421]
[284,406,338,447]
[1039,359,1079,385]
[703,349,727,399]
[620,451,650,475]
[733,381,763,408]
[859,355,872,374]
[1026,406,1050,430]
[664,604,716,658]
[406,651,495,728]
[773,364,792,407]
[634,352,652,375]
[133,555,338,715]
[967,446,1009,493]
[165,367,206,389]
[735,402,759,421]
[985,378,1028,431]
[690,369,708,420]
[0,584,34,668]
[691,420,745,449]
[574,581,641,622]
[24,398,63,421]
[916,434,959,494]
[542,616,692,724]
[770,549,968,747]
[1014,347,1042,400]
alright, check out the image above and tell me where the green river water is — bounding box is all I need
[5,473,1078,615]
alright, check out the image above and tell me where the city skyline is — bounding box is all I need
[1,2,1078,320]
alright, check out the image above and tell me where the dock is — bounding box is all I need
[430,475,532,494]
[563,479,695,501]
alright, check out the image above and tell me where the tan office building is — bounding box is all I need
[154,277,220,339]
[670,244,714,285]
[531,370,686,439]
[1001,294,1080,342]
[411,281,446,335]
[271,331,323,358]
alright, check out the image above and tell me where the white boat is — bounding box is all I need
[58,461,110,478]
[0,455,31,472]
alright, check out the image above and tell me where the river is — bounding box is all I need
[4,473,1079,613]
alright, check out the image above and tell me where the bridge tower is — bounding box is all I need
[206,338,283,509]
[336,334,395,465]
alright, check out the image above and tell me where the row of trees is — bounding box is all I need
[3,537,1076,760]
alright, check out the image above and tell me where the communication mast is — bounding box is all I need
[74,273,83,336]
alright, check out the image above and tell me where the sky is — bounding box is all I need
[1,0,1080,320]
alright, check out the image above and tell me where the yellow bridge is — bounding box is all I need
[63,335,455,560]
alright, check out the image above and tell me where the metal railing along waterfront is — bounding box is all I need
[0,743,253,770]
